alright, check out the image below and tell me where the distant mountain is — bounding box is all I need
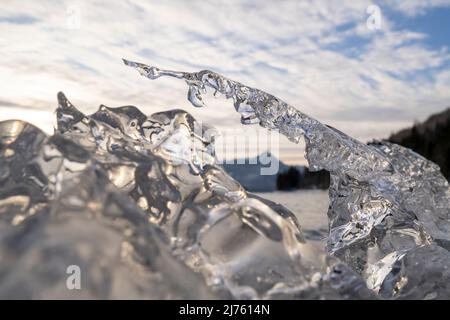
[221,154,289,192]
[221,154,330,192]
[388,107,450,181]
[277,167,330,190]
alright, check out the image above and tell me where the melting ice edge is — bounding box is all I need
[0,60,449,299]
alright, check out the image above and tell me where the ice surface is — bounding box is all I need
[122,59,450,299]
[0,59,448,299]
[0,92,375,299]
[0,119,215,299]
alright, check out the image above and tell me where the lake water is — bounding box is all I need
[255,190,330,249]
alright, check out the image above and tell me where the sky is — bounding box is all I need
[1,0,450,165]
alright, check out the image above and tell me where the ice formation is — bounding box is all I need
[0,59,448,299]
[122,59,450,299]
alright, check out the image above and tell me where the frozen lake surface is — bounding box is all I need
[255,190,330,248]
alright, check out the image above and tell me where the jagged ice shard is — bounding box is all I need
[122,59,450,299]
[0,59,448,300]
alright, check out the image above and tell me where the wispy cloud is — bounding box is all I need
[0,0,449,164]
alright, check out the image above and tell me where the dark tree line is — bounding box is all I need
[276,167,330,190]
[388,108,450,181]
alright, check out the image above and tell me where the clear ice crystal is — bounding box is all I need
[2,92,373,299]
[0,120,215,299]
[0,57,448,299]
[122,59,450,299]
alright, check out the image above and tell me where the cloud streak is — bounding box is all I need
[0,0,449,164]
